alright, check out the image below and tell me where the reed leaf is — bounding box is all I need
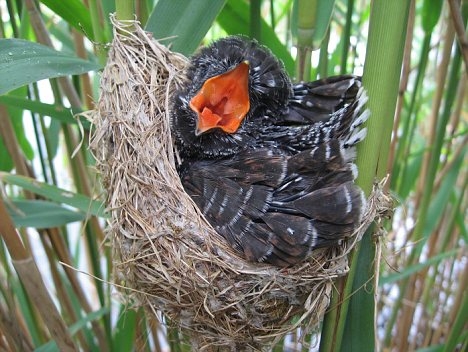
[146,0,227,55]
[0,39,100,95]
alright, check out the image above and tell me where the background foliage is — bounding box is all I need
[0,0,466,351]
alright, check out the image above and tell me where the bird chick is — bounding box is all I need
[171,36,369,267]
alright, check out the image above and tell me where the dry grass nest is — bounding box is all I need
[88,17,391,351]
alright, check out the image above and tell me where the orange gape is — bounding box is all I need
[190,61,250,135]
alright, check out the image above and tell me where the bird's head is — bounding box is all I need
[171,36,292,158]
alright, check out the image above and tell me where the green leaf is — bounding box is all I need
[46,119,62,159]
[113,308,138,352]
[0,39,101,95]
[380,249,459,285]
[0,137,13,171]
[7,200,86,228]
[5,87,36,162]
[424,149,465,236]
[0,87,35,171]
[312,1,335,47]
[456,208,467,241]
[399,148,424,200]
[146,0,227,56]
[69,307,111,335]
[0,173,106,218]
[217,0,295,75]
[35,307,111,352]
[0,95,89,128]
[9,109,35,161]
[421,0,444,33]
[39,0,95,41]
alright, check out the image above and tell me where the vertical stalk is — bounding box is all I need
[116,0,135,21]
[320,1,410,351]
[269,0,276,29]
[88,0,111,64]
[0,198,77,351]
[317,26,330,78]
[340,0,355,74]
[250,0,262,41]
[295,0,317,80]
[386,0,415,181]
[443,260,468,352]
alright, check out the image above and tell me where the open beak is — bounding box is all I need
[189,61,250,135]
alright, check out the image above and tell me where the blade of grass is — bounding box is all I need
[113,307,138,352]
[8,276,44,347]
[87,0,110,64]
[292,0,335,80]
[0,137,13,170]
[146,0,227,55]
[423,148,465,235]
[380,248,460,285]
[3,88,34,160]
[293,0,315,81]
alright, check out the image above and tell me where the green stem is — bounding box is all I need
[295,0,316,80]
[88,0,111,64]
[269,0,276,29]
[250,0,262,41]
[115,0,135,21]
[340,0,355,74]
[317,26,329,78]
[443,287,468,352]
[392,34,430,193]
[320,1,410,351]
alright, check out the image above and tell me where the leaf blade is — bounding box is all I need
[146,0,227,56]
[7,200,86,228]
[0,173,106,217]
[0,39,100,95]
[39,0,95,41]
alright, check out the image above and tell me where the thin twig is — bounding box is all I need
[448,0,468,73]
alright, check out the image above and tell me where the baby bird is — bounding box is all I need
[171,36,368,267]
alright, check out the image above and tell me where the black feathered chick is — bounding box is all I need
[171,36,369,267]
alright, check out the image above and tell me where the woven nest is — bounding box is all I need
[89,17,385,351]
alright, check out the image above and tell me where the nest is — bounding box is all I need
[89,17,385,351]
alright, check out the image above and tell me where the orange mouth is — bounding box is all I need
[189,61,250,135]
